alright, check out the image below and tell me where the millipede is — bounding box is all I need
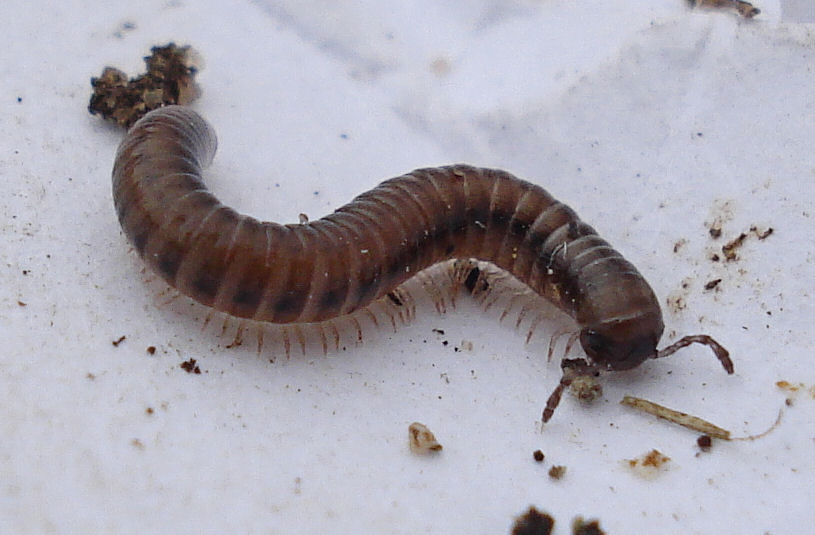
[112,105,733,423]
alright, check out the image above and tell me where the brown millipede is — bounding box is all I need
[112,105,733,422]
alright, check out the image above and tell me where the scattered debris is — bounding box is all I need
[697,434,713,451]
[704,278,722,291]
[721,225,773,261]
[624,449,671,479]
[533,449,545,463]
[572,516,606,535]
[548,465,567,480]
[408,422,443,454]
[721,232,747,261]
[510,507,555,535]
[146,346,156,355]
[180,358,201,374]
[776,380,815,400]
[510,508,606,535]
[752,225,773,240]
[111,335,127,347]
[89,43,201,127]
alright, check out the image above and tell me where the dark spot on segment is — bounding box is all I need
[567,220,580,239]
[190,271,221,304]
[132,229,149,255]
[490,209,511,226]
[510,218,530,236]
[319,288,344,314]
[273,292,307,320]
[387,292,403,306]
[232,287,262,310]
[526,230,549,256]
[466,205,491,228]
[155,245,184,281]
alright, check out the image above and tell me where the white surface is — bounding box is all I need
[2,1,814,533]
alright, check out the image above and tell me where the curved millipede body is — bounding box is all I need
[112,105,733,422]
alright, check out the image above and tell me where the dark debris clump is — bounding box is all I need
[89,43,201,128]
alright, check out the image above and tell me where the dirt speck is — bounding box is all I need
[89,43,201,127]
[624,449,671,479]
[548,465,566,480]
[510,507,555,535]
[408,422,442,454]
[180,358,201,374]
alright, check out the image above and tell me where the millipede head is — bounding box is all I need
[579,313,664,372]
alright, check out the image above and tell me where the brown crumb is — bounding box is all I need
[146,346,156,355]
[130,438,145,449]
[548,465,566,480]
[720,225,773,261]
[408,422,442,454]
[572,516,606,535]
[17,300,26,306]
[145,407,154,415]
[750,225,774,240]
[697,435,713,451]
[709,224,722,239]
[722,232,747,261]
[180,358,201,374]
[89,43,201,127]
[704,278,722,291]
[533,450,545,462]
[625,449,671,479]
[111,335,126,347]
[511,507,555,535]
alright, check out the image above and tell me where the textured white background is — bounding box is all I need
[2,1,814,533]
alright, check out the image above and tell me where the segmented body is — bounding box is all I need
[113,105,733,415]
